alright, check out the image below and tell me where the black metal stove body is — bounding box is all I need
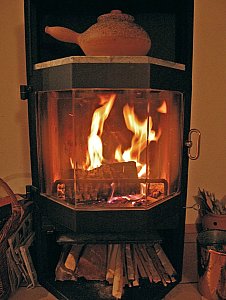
[22,1,194,299]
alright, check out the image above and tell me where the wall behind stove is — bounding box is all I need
[0,0,31,194]
[0,0,225,224]
[187,0,226,224]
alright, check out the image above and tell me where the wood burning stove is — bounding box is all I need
[37,85,183,210]
[22,1,194,299]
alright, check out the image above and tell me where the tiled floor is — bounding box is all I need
[9,226,207,300]
[164,227,205,300]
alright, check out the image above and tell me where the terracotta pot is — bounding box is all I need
[197,231,226,300]
[202,213,226,231]
[45,10,151,56]
[198,249,226,300]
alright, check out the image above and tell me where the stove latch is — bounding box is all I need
[185,128,201,160]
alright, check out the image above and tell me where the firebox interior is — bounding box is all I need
[37,88,183,210]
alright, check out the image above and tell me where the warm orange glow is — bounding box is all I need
[138,164,146,178]
[114,104,160,177]
[157,101,167,114]
[70,157,74,169]
[86,94,116,170]
[84,96,163,180]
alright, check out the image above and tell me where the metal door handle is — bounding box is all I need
[185,128,201,160]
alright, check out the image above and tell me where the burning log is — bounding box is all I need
[75,161,140,201]
[53,174,167,206]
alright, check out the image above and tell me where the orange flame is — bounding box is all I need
[115,104,160,173]
[84,95,162,180]
[157,101,167,113]
[86,94,116,170]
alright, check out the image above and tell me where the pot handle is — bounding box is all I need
[45,26,80,45]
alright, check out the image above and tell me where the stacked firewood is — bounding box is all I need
[105,243,176,299]
[55,242,177,299]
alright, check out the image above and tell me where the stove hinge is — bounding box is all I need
[20,85,33,100]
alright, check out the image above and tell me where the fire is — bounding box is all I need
[84,94,162,179]
[138,164,147,178]
[86,93,116,170]
[157,101,167,113]
[114,104,160,176]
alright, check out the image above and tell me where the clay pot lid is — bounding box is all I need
[97,10,135,22]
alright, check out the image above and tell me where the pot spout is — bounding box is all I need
[45,26,80,46]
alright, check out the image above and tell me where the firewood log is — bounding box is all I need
[138,244,161,283]
[133,244,148,278]
[154,243,177,282]
[146,244,171,286]
[76,161,140,201]
[106,244,119,284]
[125,244,135,282]
[131,244,139,286]
[112,245,123,299]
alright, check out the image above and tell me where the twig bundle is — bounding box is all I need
[196,188,226,216]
